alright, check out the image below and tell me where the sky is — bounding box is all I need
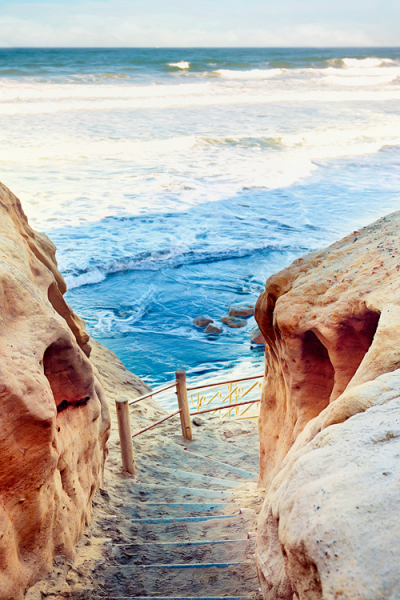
[0,0,399,48]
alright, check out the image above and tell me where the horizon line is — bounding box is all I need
[0,45,400,50]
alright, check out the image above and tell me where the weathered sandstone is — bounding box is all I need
[255,212,400,487]
[255,212,400,599]
[250,327,266,345]
[257,369,400,600]
[0,183,110,599]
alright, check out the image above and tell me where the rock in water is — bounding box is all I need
[221,316,247,328]
[205,323,222,334]
[255,211,400,600]
[193,316,213,327]
[228,304,254,318]
[0,182,110,599]
[250,327,266,345]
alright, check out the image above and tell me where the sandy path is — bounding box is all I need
[26,341,264,599]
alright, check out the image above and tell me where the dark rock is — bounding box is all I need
[192,417,204,426]
[221,316,247,328]
[251,327,266,345]
[228,304,254,318]
[193,316,213,327]
[205,323,222,334]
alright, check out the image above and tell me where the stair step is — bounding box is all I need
[126,503,230,519]
[136,466,242,490]
[124,482,233,502]
[134,515,239,525]
[144,446,257,481]
[93,596,254,599]
[92,563,258,596]
[138,562,244,568]
[109,539,253,565]
[129,514,254,543]
[179,450,257,480]
[171,436,259,471]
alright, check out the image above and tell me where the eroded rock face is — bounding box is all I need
[257,370,400,600]
[255,212,400,488]
[255,212,400,599]
[0,183,110,599]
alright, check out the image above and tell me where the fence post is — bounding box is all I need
[176,370,193,441]
[115,397,136,475]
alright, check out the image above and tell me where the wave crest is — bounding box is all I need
[342,57,395,68]
[64,243,296,290]
[168,61,190,69]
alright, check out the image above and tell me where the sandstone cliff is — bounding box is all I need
[0,183,110,599]
[255,212,400,599]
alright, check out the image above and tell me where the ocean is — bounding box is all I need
[2,47,400,406]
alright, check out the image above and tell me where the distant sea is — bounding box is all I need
[2,47,400,405]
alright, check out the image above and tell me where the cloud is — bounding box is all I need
[0,0,398,47]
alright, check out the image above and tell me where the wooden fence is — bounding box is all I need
[115,369,263,474]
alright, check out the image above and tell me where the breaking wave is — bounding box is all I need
[63,242,304,290]
[341,57,396,68]
[169,61,190,69]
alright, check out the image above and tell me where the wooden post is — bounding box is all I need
[115,397,135,475]
[176,370,193,441]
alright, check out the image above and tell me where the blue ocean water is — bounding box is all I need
[1,48,400,403]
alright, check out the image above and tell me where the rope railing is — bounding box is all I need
[115,369,263,474]
[128,381,178,406]
[186,373,263,392]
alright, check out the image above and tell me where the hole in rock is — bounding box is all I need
[43,338,92,413]
[326,308,381,402]
[289,330,335,430]
[287,307,380,434]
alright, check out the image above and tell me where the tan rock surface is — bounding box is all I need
[255,211,400,599]
[0,183,111,599]
[257,369,400,600]
[250,327,266,345]
[255,211,400,487]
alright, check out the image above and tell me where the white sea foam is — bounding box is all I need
[2,89,400,116]
[168,61,190,69]
[342,57,395,68]
[215,68,283,78]
[63,242,294,290]
[0,80,208,101]
[64,269,106,289]
[13,117,400,235]
[71,73,131,81]
[324,74,399,86]
[0,135,197,162]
